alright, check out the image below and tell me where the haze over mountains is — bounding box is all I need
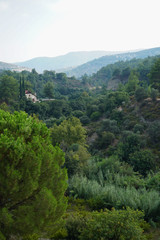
[0,47,160,78]
[16,51,117,73]
[65,47,160,77]
[16,47,160,77]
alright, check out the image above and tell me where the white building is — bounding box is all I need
[25,90,39,103]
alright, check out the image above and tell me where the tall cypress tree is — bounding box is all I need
[22,76,25,97]
[19,76,22,99]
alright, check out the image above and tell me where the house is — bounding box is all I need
[25,90,39,103]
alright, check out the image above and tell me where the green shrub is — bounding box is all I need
[69,175,160,220]
[65,211,89,240]
[133,124,144,134]
[0,232,5,240]
[90,111,101,121]
[129,150,156,176]
[117,132,145,163]
[69,175,102,199]
[135,87,148,102]
[79,115,90,125]
[145,172,160,192]
[79,208,148,240]
[147,121,160,144]
[83,156,144,189]
[22,234,39,240]
[72,110,84,118]
[150,88,159,101]
[51,228,68,240]
[96,131,115,149]
[110,109,124,124]
[100,119,120,134]
[65,208,148,240]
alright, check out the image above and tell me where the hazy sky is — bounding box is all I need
[0,0,160,62]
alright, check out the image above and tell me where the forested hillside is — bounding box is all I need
[66,47,160,77]
[0,55,160,239]
[16,51,113,73]
[89,55,160,87]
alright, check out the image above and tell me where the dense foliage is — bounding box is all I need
[0,55,160,239]
[65,207,149,240]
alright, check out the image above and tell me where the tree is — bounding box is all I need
[129,150,156,176]
[125,71,139,94]
[65,144,90,176]
[51,117,87,148]
[51,117,89,176]
[0,75,19,104]
[135,87,147,102]
[150,88,159,101]
[112,68,121,78]
[56,73,67,83]
[105,91,129,113]
[118,132,143,163]
[19,76,22,99]
[80,115,90,125]
[82,74,90,85]
[149,58,160,91]
[90,111,101,121]
[146,171,160,191]
[0,110,67,239]
[101,119,119,134]
[19,76,26,99]
[147,120,160,144]
[121,67,131,79]
[43,82,54,98]
[43,70,56,82]
[27,69,39,92]
[96,131,115,149]
[69,208,147,240]
[24,80,33,93]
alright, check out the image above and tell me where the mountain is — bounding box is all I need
[0,61,31,72]
[15,51,122,73]
[66,47,160,78]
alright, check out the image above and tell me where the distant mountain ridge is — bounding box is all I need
[15,51,123,73]
[0,61,31,72]
[2,47,160,76]
[65,47,160,77]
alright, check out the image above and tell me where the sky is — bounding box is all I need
[0,0,160,63]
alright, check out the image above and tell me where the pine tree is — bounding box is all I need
[0,110,68,239]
